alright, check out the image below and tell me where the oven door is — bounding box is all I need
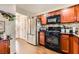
[45,31,60,51]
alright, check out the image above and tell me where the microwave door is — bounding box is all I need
[47,16,56,24]
[48,18,56,23]
[47,15,60,24]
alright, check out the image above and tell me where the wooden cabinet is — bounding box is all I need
[48,10,60,16]
[60,34,79,54]
[75,5,79,22]
[55,10,61,15]
[48,12,55,16]
[40,15,47,25]
[39,32,45,46]
[60,34,70,53]
[70,36,79,54]
[61,7,76,23]
[0,40,10,54]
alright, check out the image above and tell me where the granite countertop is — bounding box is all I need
[0,39,10,41]
[39,30,79,38]
[73,33,79,38]
[61,32,79,38]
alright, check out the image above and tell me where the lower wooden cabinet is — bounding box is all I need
[70,36,79,54]
[60,34,79,54]
[0,40,10,54]
[39,32,45,46]
[60,34,70,53]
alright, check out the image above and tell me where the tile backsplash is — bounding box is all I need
[41,22,79,35]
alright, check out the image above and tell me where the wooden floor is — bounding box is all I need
[16,39,59,54]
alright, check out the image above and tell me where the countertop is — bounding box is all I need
[0,39,10,41]
[61,33,79,38]
[73,33,79,38]
[39,30,79,38]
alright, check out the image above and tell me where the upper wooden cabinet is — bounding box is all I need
[48,12,55,16]
[48,10,60,16]
[75,5,79,22]
[61,7,76,23]
[55,10,61,15]
[40,15,47,25]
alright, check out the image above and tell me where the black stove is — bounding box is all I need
[45,27,61,52]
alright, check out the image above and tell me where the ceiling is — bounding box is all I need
[16,4,75,16]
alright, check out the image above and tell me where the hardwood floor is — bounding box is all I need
[16,39,59,54]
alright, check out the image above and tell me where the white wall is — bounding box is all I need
[0,5,16,54]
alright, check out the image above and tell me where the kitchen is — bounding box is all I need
[16,4,79,54]
[38,4,79,54]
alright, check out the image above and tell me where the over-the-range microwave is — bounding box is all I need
[47,15,60,24]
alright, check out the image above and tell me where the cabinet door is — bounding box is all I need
[70,36,79,54]
[61,7,76,23]
[40,15,46,25]
[48,12,55,16]
[60,35,69,53]
[39,32,45,46]
[55,10,61,15]
[48,10,60,16]
[75,5,79,22]
[0,40,10,54]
